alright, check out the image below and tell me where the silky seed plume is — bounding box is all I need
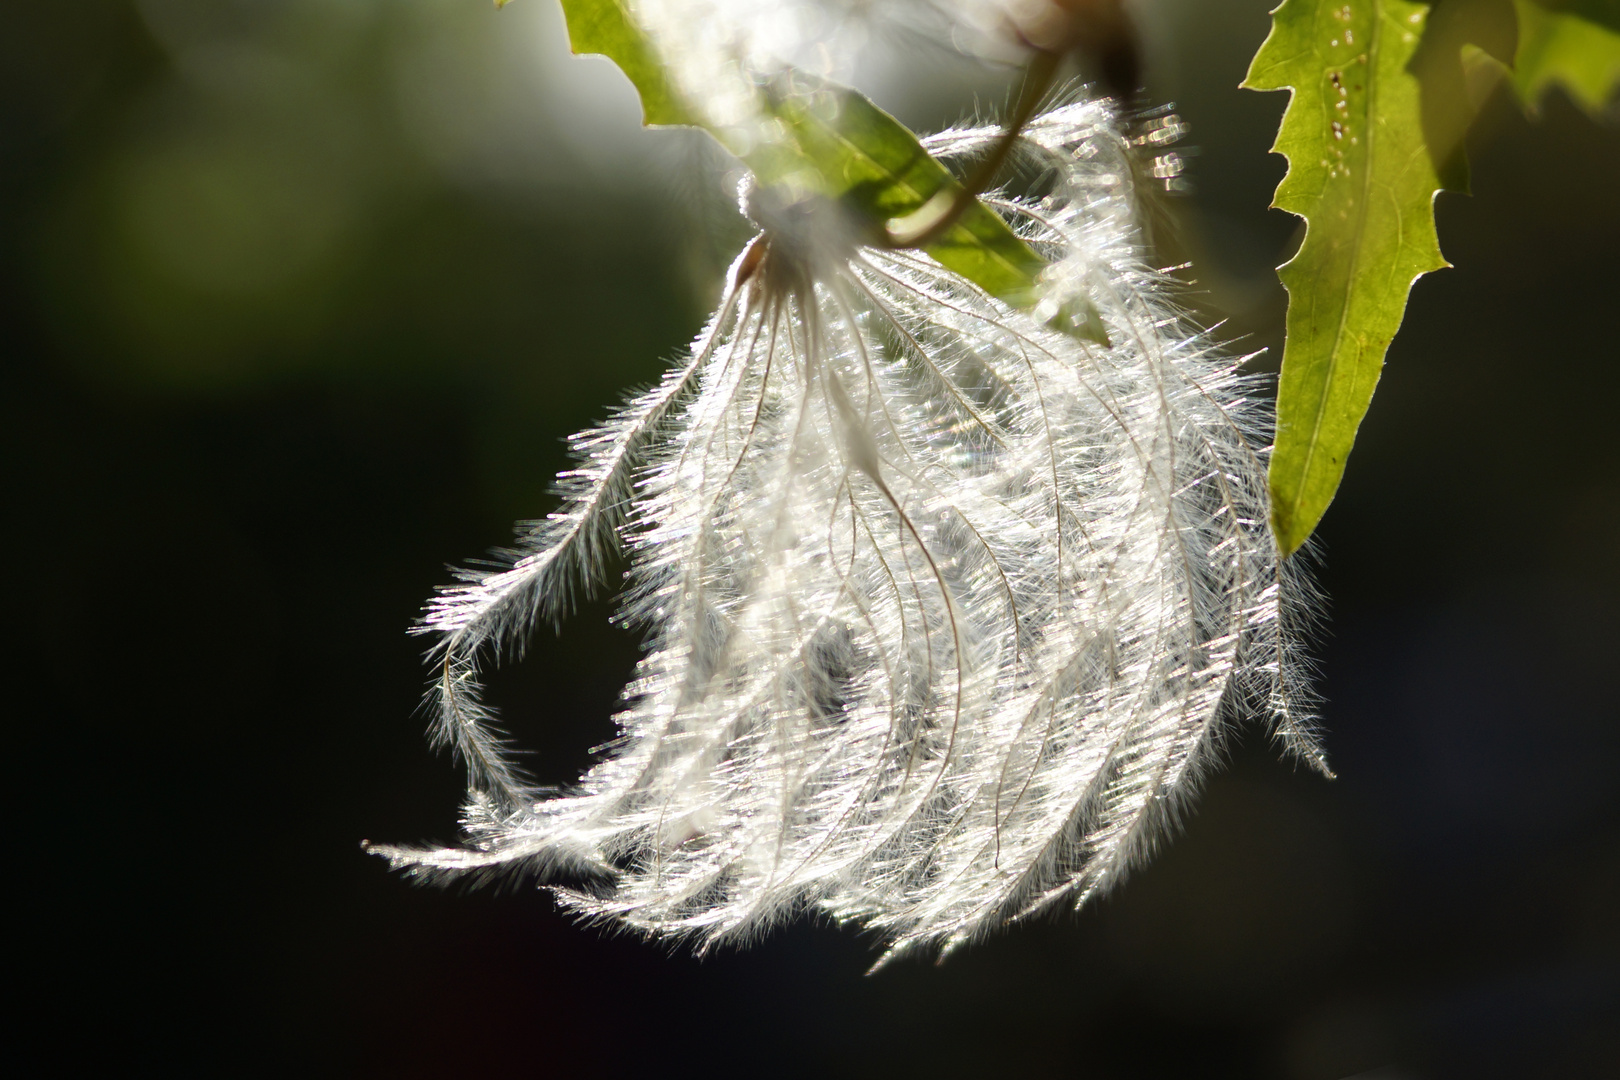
[368,96,1327,965]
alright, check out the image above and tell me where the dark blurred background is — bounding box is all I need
[6,1,1616,1076]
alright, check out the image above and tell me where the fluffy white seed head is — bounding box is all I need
[370,96,1327,966]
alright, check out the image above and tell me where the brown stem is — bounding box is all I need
[882,49,1062,250]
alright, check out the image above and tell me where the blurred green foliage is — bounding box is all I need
[17,0,758,524]
[1514,0,1620,115]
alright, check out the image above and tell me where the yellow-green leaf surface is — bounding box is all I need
[515,0,1095,327]
[549,0,696,126]
[1513,0,1620,116]
[1245,0,1451,555]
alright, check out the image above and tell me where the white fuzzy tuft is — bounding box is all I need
[369,98,1328,965]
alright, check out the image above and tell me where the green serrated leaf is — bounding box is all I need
[1513,0,1620,116]
[525,1,1103,333]
[1244,0,1454,556]
[553,0,695,127]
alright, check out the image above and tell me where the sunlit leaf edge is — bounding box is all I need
[507,0,1100,326]
[1243,0,1452,556]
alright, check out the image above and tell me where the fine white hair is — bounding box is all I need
[369,96,1327,966]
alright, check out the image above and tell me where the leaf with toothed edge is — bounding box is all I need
[503,0,1109,338]
[550,0,698,126]
[1245,0,1455,556]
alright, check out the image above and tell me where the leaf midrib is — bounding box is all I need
[1290,1,1384,526]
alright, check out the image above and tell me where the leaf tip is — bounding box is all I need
[1269,504,1309,559]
